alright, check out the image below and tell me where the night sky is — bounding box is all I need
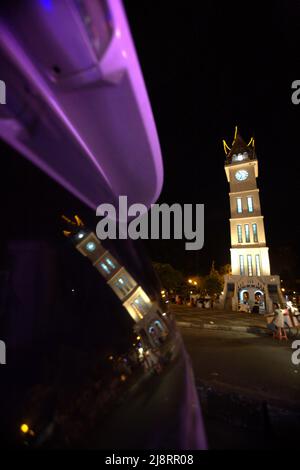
[1,1,300,283]
[123,1,300,281]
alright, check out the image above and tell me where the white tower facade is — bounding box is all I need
[221,128,284,313]
[62,215,169,348]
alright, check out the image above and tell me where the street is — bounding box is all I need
[172,305,300,449]
[84,331,207,450]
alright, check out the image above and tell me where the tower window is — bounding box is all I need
[236,198,243,214]
[77,231,85,240]
[255,254,261,276]
[99,257,117,276]
[232,152,248,162]
[247,196,254,213]
[239,255,245,275]
[130,295,150,318]
[115,275,135,296]
[106,257,116,269]
[237,225,243,243]
[252,224,258,243]
[245,224,250,243]
[100,262,110,274]
[247,255,253,276]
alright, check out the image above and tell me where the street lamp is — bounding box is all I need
[20,424,29,434]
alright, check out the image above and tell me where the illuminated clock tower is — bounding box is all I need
[221,128,284,313]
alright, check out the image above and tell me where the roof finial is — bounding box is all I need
[62,214,86,236]
[232,125,238,145]
[222,139,231,155]
[247,136,255,148]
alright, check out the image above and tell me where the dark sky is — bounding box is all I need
[1,1,300,282]
[123,0,300,280]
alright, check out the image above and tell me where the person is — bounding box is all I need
[265,303,285,335]
[239,303,249,313]
[143,348,162,374]
[285,301,300,334]
[252,299,260,314]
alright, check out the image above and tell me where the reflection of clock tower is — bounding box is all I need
[221,127,283,313]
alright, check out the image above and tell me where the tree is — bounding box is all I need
[219,264,232,275]
[203,274,223,297]
[152,262,184,292]
[203,261,224,297]
[190,276,205,293]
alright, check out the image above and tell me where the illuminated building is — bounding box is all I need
[63,216,168,346]
[220,128,284,312]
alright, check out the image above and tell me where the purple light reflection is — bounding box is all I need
[0,0,163,209]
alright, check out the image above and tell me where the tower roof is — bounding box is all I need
[223,126,256,163]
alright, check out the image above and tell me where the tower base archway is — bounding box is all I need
[220,274,284,313]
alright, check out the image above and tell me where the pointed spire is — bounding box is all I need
[223,127,256,162]
[62,214,86,237]
[247,136,255,149]
[223,139,231,155]
[232,125,238,145]
[210,260,216,274]
[74,215,84,227]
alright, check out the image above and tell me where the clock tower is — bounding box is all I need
[221,127,284,313]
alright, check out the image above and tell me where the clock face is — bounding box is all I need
[235,169,248,181]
